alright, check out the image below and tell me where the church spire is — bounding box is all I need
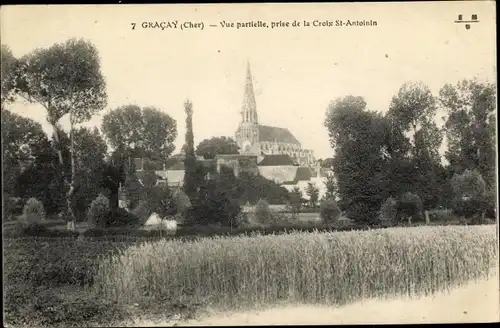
[242,60,258,123]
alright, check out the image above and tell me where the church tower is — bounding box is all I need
[235,61,260,155]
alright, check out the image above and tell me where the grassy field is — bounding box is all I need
[94,225,498,313]
[4,223,497,327]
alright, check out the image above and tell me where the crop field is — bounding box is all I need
[95,225,498,313]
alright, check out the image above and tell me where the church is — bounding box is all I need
[235,62,315,167]
[122,62,330,208]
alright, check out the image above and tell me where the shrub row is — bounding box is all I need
[4,285,126,328]
[3,223,81,238]
[6,215,484,241]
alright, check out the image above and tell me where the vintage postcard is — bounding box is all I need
[1,1,498,327]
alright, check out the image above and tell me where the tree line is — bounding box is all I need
[1,39,294,229]
[324,80,496,224]
[2,38,496,229]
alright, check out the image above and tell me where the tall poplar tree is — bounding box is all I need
[183,100,198,201]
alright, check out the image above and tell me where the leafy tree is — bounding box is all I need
[188,179,241,227]
[101,159,126,216]
[387,81,443,210]
[450,169,487,200]
[196,136,240,159]
[325,96,389,223]
[14,136,65,215]
[305,182,319,207]
[139,170,159,189]
[439,79,496,186]
[143,184,177,218]
[11,38,107,229]
[387,81,439,154]
[72,127,108,220]
[397,192,423,224]
[122,163,143,210]
[87,194,110,227]
[236,172,289,205]
[449,169,491,222]
[101,105,177,162]
[42,127,109,220]
[172,188,192,218]
[1,44,18,105]
[319,158,334,169]
[379,197,398,224]
[1,109,48,196]
[380,157,415,198]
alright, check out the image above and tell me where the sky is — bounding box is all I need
[1,2,496,159]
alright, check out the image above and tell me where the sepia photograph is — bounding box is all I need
[1,1,498,326]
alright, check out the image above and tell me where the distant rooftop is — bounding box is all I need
[258,154,297,166]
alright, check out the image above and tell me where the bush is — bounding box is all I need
[3,223,80,238]
[428,208,456,222]
[105,208,140,228]
[87,194,110,227]
[451,198,488,223]
[188,180,241,226]
[380,197,398,223]
[450,169,492,222]
[397,192,423,223]
[342,195,385,224]
[320,198,341,223]
[20,197,45,226]
[131,200,151,223]
[82,227,145,238]
[255,199,272,224]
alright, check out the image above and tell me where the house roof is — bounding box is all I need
[164,158,216,172]
[282,166,315,185]
[215,154,257,160]
[258,154,296,166]
[199,159,217,168]
[167,162,185,171]
[258,125,301,145]
[295,167,314,181]
[132,157,164,171]
[165,157,182,168]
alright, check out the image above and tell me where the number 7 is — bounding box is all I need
[131,23,136,30]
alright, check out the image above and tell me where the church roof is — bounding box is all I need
[258,154,296,166]
[258,125,301,145]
